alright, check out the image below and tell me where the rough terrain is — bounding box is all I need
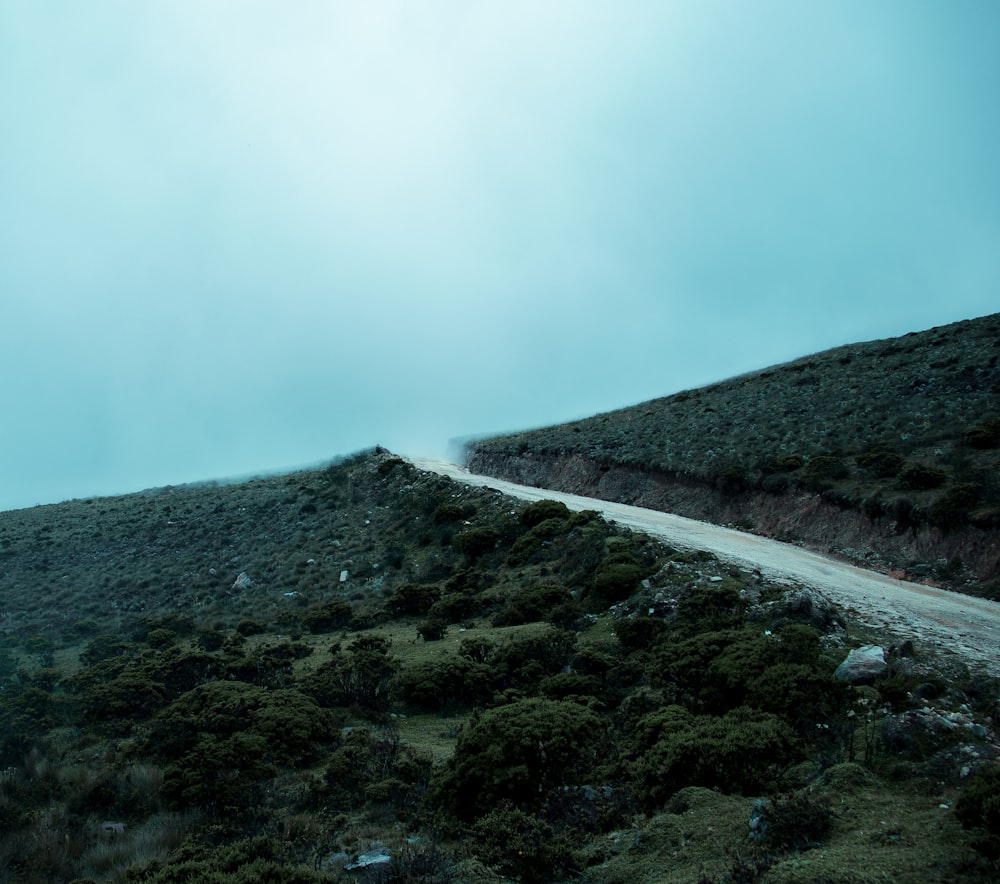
[410,457,1000,677]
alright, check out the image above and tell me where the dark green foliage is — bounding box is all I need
[301,635,397,712]
[802,454,849,490]
[590,562,642,603]
[80,634,138,666]
[507,517,569,566]
[0,683,73,763]
[613,614,668,654]
[396,656,493,711]
[713,461,750,493]
[899,462,948,490]
[624,705,802,807]
[387,582,441,616]
[147,627,178,648]
[432,698,605,820]
[432,501,466,523]
[301,597,352,633]
[491,626,577,692]
[856,444,905,478]
[929,483,983,529]
[416,617,448,641]
[314,726,431,817]
[754,789,833,851]
[520,499,571,527]
[673,581,748,632]
[955,764,1000,859]
[427,591,478,624]
[966,416,1000,449]
[471,802,569,883]
[496,583,571,626]
[130,835,331,882]
[453,525,501,558]
[149,681,337,812]
[234,619,265,637]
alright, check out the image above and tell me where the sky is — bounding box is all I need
[2,1,998,511]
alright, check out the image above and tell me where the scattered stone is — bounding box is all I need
[339,570,349,583]
[232,572,253,591]
[834,645,887,684]
[748,798,769,841]
[345,848,392,871]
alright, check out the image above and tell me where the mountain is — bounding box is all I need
[466,313,1000,597]
[0,423,998,877]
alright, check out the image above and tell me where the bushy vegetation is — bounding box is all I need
[0,448,996,880]
[468,313,1000,595]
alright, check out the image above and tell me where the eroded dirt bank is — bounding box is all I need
[465,450,1000,589]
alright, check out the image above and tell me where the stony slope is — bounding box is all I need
[466,313,1000,595]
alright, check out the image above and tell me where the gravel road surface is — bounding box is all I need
[409,457,1000,677]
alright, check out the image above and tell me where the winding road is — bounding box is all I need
[408,457,1000,677]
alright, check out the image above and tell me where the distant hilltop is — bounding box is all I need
[466,313,1000,597]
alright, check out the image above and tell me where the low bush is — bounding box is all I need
[590,562,642,603]
[625,705,802,807]
[396,656,493,711]
[900,462,948,490]
[471,802,569,883]
[495,584,571,626]
[955,764,1000,859]
[431,698,605,820]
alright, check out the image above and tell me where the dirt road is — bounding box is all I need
[408,457,1000,677]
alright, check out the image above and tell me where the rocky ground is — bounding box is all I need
[410,458,1000,679]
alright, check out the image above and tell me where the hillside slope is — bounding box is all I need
[466,314,1000,595]
[1,449,998,880]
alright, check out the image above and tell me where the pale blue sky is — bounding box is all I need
[2,1,998,511]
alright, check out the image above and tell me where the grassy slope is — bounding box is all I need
[467,313,1000,593]
[0,450,997,881]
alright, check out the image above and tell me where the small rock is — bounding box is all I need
[345,849,392,871]
[232,572,253,591]
[834,645,887,684]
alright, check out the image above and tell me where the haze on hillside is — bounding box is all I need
[2,1,998,511]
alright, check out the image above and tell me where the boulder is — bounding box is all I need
[834,645,887,684]
[232,572,253,591]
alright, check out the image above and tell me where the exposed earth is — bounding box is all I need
[409,457,1000,678]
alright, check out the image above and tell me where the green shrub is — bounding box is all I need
[507,517,569,566]
[80,634,138,666]
[490,627,577,692]
[856,445,905,478]
[590,562,642,603]
[432,698,605,820]
[496,584,571,626]
[471,802,569,883]
[427,592,479,624]
[520,499,571,528]
[417,617,448,641]
[929,483,982,530]
[966,417,1000,450]
[301,598,352,633]
[301,636,397,712]
[802,455,849,490]
[625,705,802,807]
[396,656,493,711]
[387,582,441,616]
[955,764,1000,859]
[150,681,337,812]
[614,615,668,654]
[900,462,948,490]
[752,789,832,851]
[234,619,265,637]
[453,526,501,559]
